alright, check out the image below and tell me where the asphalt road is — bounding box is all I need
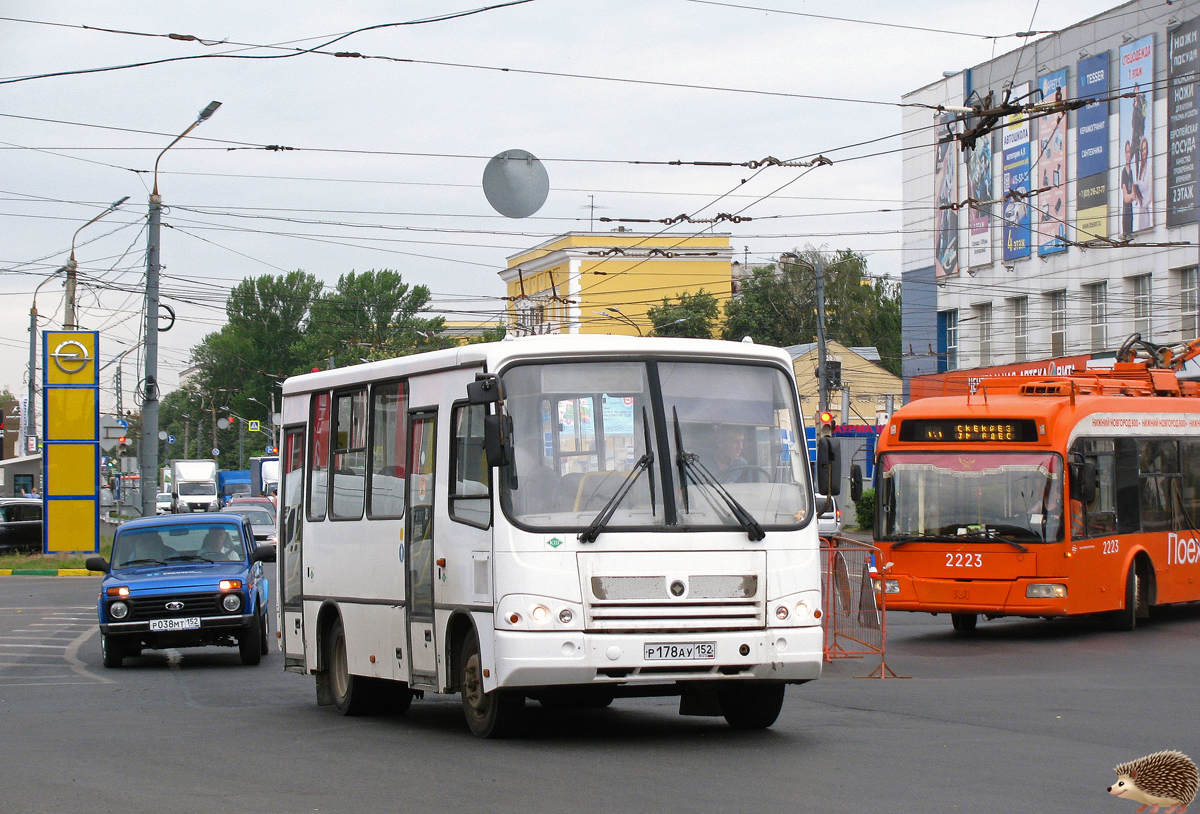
[0,574,1196,814]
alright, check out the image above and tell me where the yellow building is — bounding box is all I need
[500,232,734,336]
[786,340,902,426]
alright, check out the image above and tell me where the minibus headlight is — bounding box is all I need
[1026,583,1067,598]
[108,601,129,620]
[531,605,549,623]
[775,605,789,620]
[558,609,573,624]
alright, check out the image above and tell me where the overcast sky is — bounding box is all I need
[1,0,1102,412]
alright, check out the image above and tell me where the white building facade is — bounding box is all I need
[901,0,1200,396]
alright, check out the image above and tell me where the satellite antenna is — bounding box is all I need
[483,149,549,218]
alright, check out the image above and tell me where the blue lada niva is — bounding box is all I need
[87,513,276,668]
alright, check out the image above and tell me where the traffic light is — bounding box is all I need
[824,360,842,393]
[817,411,836,438]
[118,436,128,456]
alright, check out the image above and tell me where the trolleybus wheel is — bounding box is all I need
[717,682,785,729]
[327,617,373,715]
[951,613,978,633]
[101,633,124,668]
[239,609,263,665]
[459,629,524,738]
[1113,563,1144,631]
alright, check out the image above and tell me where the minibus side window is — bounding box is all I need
[449,403,491,528]
[367,381,407,519]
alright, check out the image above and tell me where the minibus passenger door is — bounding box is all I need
[280,427,307,671]
[405,411,439,686]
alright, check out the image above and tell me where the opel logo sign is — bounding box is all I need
[165,601,185,611]
[50,339,92,374]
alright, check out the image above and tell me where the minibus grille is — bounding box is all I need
[585,574,763,632]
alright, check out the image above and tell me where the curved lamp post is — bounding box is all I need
[141,101,221,517]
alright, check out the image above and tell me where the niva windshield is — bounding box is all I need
[499,359,811,533]
[877,451,1064,543]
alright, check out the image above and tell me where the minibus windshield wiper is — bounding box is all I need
[578,453,654,544]
[676,452,766,542]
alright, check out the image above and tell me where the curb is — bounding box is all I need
[0,569,104,577]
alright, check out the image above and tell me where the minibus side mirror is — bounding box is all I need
[483,414,512,468]
[467,374,505,405]
[849,463,863,502]
[816,437,840,496]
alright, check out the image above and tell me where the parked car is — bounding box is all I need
[0,498,42,552]
[155,493,173,515]
[815,493,842,537]
[86,513,276,668]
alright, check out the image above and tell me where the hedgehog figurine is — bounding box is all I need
[1108,751,1199,813]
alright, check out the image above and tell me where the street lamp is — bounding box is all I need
[26,196,130,456]
[598,306,644,336]
[141,101,221,518]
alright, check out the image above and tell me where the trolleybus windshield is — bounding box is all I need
[500,359,810,532]
[877,451,1064,544]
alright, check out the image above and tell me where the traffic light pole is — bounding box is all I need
[815,258,828,413]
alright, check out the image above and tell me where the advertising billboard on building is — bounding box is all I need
[1036,69,1069,255]
[1119,35,1155,235]
[1001,83,1032,261]
[933,114,959,280]
[1076,53,1109,241]
[1168,18,1200,227]
[966,131,993,268]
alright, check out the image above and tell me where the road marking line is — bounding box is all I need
[65,626,111,684]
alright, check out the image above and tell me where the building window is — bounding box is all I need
[1088,282,1107,352]
[1049,290,1067,357]
[1131,275,1152,340]
[975,303,992,367]
[939,310,958,372]
[1181,267,1197,341]
[1012,297,1028,361]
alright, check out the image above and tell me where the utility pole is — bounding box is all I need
[140,101,220,518]
[815,258,828,413]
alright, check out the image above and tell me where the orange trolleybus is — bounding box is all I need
[874,334,1200,632]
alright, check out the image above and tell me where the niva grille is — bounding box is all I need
[125,592,222,622]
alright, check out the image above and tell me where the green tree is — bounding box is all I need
[301,269,452,368]
[721,247,901,375]
[647,289,719,338]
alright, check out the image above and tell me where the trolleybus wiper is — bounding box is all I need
[888,531,1028,551]
[676,452,766,542]
[577,452,654,544]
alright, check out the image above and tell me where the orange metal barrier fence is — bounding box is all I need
[820,535,903,678]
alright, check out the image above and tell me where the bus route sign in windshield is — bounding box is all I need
[899,419,1038,443]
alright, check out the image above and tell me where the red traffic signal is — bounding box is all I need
[818,411,834,425]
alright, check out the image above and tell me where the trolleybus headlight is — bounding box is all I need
[1026,583,1067,598]
[222,593,243,612]
[776,605,789,620]
[558,608,573,624]
[884,580,900,594]
[108,601,129,620]
[531,605,549,623]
